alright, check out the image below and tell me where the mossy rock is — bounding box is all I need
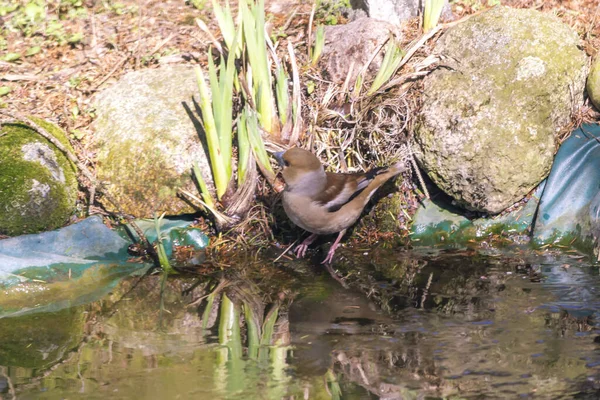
[587,56,600,110]
[415,6,588,214]
[359,192,405,237]
[93,65,212,217]
[0,117,78,236]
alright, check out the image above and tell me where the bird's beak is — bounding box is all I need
[273,151,286,167]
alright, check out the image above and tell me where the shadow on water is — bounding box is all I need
[2,247,600,399]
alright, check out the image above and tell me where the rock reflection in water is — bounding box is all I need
[287,248,600,399]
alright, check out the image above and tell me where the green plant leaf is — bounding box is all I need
[275,65,289,126]
[237,111,250,186]
[3,53,21,62]
[193,161,216,210]
[211,0,238,54]
[241,0,275,134]
[245,108,275,182]
[423,0,445,33]
[310,25,325,66]
[367,38,404,95]
[154,212,177,274]
[195,65,228,199]
[25,46,41,56]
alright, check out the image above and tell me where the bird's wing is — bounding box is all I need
[314,167,387,212]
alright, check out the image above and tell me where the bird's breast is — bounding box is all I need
[282,192,362,235]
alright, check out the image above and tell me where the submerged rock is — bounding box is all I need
[415,6,588,214]
[93,65,211,217]
[0,118,78,236]
[321,17,399,84]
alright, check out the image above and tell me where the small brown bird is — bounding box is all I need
[274,147,407,264]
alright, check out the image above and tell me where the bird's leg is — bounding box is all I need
[321,229,346,265]
[294,233,319,258]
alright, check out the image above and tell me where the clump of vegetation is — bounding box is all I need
[187,0,302,232]
[0,0,86,47]
[189,0,433,241]
[314,0,351,25]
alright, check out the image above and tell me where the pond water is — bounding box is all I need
[2,247,600,399]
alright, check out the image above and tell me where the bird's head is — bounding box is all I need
[273,147,325,192]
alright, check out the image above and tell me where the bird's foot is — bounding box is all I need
[293,233,319,259]
[321,244,339,265]
[320,230,346,265]
[294,243,309,258]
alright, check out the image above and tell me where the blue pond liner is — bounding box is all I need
[410,184,543,246]
[0,216,133,281]
[411,123,600,255]
[0,216,209,317]
[0,216,209,279]
[531,124,600,252]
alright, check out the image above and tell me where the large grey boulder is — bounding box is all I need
[93,65,211,217]
[0,118,78,236]
[321,17,399,84]
[415,6,588,214]
[350,0,451,26]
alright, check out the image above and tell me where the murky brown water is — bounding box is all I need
[2,248,600,399]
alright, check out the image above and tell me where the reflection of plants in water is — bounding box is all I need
[325,368,342,399]
[544,309,594,338]
[189,276,292,397]
[335,250,514,321]
[0,366,15,398]
[328,347,444,398]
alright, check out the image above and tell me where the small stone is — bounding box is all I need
[0,118,78,236]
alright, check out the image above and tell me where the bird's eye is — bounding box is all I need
[283,160,290,167]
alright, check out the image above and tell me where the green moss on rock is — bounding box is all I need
[415,6,588,214]
[0,118,78,236]
[93,66,212,217]
[587,57,600,110]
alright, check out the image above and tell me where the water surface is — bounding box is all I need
[2,248,600,399]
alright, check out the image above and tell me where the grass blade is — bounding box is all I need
[237,112,250,186]
[310,25,325,66]
[243,300,261,359]
[287,41,302,144]
[154,212,176,274]
[211,0,237,52]
[192,161,215,209]
[218,37,238,180]
[245,108,275,183]
[241,0,275,134]
[275,65,289,126]
[423,0,445,33]
[195,65,228,199]
[367,38,404,95]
